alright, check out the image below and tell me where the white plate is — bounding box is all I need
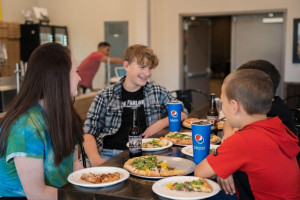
[181,144,220,157]
[126,138,173,151]
[68,167,130,188]
[128,156,196,179]
[152,176,221,200]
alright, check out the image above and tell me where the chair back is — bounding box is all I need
[171,89,208,113]
[284,95,300,109]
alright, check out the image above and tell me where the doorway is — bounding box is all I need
[182,12,285,105]
[182,16,231,108]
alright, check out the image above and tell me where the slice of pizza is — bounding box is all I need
[182,118,200,128]
[166,177,212,193]
[165,132,193,145]
[80,172,120,184]
[210,134,220,144]
[123,155,185,177]
[142,137,169,148]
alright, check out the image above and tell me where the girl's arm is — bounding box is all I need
[74,145,84,171]
[14,157,57,200]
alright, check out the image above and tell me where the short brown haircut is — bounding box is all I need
[123,44,158,68]
[223,69,273,115]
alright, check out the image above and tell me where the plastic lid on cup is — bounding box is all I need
[168,100,181,104]
[191,119,211,126]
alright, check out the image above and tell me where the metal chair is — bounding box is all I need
[171,89,208,113]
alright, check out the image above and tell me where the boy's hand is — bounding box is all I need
[217,175,236,195]
[142,117,169,138]
[142,123,163,138]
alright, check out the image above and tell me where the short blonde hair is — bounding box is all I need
[123,44,158,68]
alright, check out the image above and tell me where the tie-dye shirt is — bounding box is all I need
[0,103,74,197]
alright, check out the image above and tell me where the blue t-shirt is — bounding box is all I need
[0,104,74,197]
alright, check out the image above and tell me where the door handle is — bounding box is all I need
[186,67,211,78]
[187,72,210,78]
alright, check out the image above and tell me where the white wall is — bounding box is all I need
[151,0,300,90]
[2,0,37,22]
[2,0,149,89]
[2,0,300,91]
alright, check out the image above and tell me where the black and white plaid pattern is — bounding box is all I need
[83,77,187,153]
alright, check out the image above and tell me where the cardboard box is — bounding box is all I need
[0,21,21,77]
[0,22,8,38]
[0,64,16,77]
[8,23,20,39]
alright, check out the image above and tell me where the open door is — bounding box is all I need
[185,19,211,109]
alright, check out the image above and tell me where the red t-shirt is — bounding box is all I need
[207,117,300,200]
[78,52,104,88]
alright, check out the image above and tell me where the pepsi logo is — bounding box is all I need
[195,134,204,144]
[171,110,178,117]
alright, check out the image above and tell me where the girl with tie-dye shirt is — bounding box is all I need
[0,43,84,199]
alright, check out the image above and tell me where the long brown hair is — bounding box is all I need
[0,43,84,166]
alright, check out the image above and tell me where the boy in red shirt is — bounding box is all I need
[195,69,300,200]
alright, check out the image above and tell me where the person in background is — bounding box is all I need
[195,69,300,199]
[0,43,84,199]
[82,44,188,167]
[78,42,123,94]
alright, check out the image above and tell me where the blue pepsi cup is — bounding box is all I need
[191,120,211,164]
[167,101,182,132]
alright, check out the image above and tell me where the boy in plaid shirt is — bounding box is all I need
[82,44,187,167]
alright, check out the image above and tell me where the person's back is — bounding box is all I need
[224,117,299,199]
[78,51,105,89]
[268,95,297,134]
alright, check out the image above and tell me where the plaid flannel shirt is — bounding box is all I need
[83,77,187,153]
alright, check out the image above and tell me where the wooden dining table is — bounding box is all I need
[58,104,223,200]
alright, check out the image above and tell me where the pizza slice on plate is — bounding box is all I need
[80,172,120,184]
[142,137,169,148]
[210,134,220,144]
[182,118,200,128]
[166,177,212,193]
[124,155,185,177]
[165,132,193,145]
